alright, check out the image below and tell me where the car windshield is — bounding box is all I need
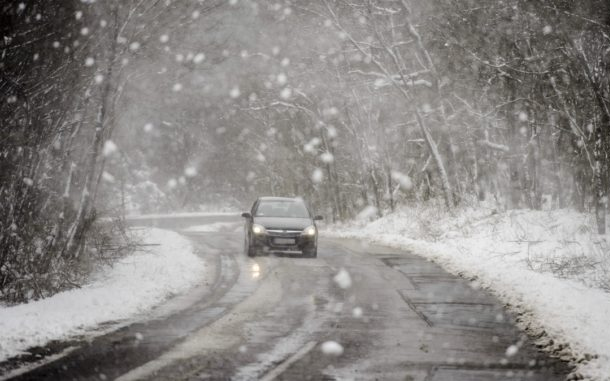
[254,200,310,218]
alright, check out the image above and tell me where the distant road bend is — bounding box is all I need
[3,214,570,381]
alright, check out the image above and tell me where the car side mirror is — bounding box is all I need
[314,215,323,221]
[241,212,252,218]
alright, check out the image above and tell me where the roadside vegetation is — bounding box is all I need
[116,0,610,232]
[0,0,215,303]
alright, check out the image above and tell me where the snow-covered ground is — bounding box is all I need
[126,211,239,220]
[181,221,241,233]
[0,228,205,362]
[326,202,610,381]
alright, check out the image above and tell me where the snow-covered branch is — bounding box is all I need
[477,139,510,153]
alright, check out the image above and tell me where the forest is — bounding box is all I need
[1,0,608,302]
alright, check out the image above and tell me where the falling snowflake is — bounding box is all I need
[505,344,519,357]
[320,152,334,163]
[103,140,118,156]
[280,87,292,99]
[311,168,324,183]
[333,268,352,289]
[356,205,378,221]
[277,73,287,85]
[184,166,197,177]
[518,111,528,122]
[193,53,205,64]
[102,172,115,183]
[320,341,344,356]
[391,171,413,190]
[230,86,241,98]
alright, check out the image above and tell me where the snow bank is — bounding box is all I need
[126,211,238,220]
[327,204,610,380]
[182,221,241,233]
[0,228,205,362]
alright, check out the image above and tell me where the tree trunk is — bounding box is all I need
[64,4,120,258]
[506,76,522,209]
[414,109,454,209]
[594,117,607,234]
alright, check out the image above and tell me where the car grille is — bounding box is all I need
[266,229,301,238]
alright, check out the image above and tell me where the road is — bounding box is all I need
[2,215,570,380]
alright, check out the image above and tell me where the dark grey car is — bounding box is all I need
[241,197,323,257]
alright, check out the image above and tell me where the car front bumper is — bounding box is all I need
[251,232,316,253]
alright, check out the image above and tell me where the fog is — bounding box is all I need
[1,0,609,316]
[2,1,610,379]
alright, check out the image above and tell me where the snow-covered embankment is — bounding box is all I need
[0,228,204,362]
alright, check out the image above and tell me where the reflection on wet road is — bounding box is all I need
[250,263,261,279]
[2,215,571,380]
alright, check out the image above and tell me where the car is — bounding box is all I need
[241,197,323,258]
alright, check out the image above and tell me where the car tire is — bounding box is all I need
[303,247,317,258]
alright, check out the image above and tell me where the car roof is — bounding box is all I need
[257,196,303,202]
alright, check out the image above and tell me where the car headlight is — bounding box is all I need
[302,225,316,236]
[252,224,266,235]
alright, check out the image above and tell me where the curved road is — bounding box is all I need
[2,215,570,380]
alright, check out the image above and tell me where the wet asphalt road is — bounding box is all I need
[1,215,571,380]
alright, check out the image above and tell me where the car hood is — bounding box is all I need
[253,216,312,230]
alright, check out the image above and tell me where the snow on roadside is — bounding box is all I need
[126,211,238,220]
[0,228,205,362]
[182,221,241,233]
[326,204,610,380]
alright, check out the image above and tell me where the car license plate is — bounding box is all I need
[274,238,295,245]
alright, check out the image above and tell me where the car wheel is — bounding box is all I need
[303,247,317,258]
